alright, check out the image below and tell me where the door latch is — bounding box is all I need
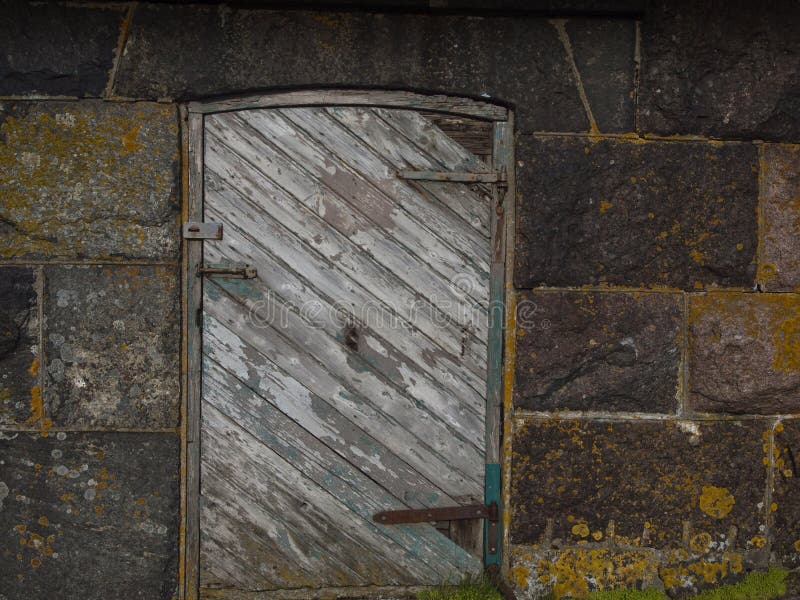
[183,221,223,240]
[197,264,257,279]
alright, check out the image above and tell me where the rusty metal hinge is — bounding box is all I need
[197,264,257,279]
[183,221,223,240]
[397,169,506,184]
[373,501,500,554]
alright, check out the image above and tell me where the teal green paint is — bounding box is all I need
[484,462,501,566]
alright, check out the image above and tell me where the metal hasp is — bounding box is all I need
[397,169,506,184]
[197,264,258,279]
[373,501,500,555]
[183,221,223,240]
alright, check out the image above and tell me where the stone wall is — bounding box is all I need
[1,1,798,598]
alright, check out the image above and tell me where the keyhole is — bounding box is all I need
[344,324,359,352]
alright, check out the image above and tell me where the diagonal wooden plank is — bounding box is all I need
[219,109,490,295]
[271,108,489,270]
[203,360,481,579]
[203,224,484,420]
[203,213,486,404]
[207,112,488,309]
[326,107,491,237]
[203,331,462,508]
[202,163,487,377]
[204,284,485,489]
[203,404,448,585]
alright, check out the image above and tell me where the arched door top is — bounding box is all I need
[187,89,509,121]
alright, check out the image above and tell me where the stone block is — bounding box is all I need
[0,101,180,261]
[565,18,636,133]
[688,293,800,415]
[514,291,682,412]
[514,136,758,289]
[43,265,180,429]
[113,6,596,132]
[510,419,767,550]
[508,545,660,599]
[0,267,39,427]
[0,2,124,97]
[773,420,800,568]
[637,1,800,141]
[760,144,800,292]
[0,432,179,600]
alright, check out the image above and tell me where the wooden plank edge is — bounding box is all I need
[184,110,204,600]
[189,90,507,121]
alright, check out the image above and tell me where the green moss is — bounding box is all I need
[692,567,788,600]
[417,575,502,600]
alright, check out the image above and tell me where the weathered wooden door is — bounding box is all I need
[186,94,509,598]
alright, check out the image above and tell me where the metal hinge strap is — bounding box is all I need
[373,501,498,525]
[397,169,506,183]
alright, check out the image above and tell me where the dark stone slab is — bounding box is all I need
[688,293,800,415]
[113,6,592,132]
[43,266,180,429]
[510,419,767,550]
[566,18,636,133]
[514,291,682,412]
[514,136,758,289]
[0,432,179,600]
[0,2,123,97]
[760,144,800,292]
[0,268,39,427]
[773,420,800,568]
[0,101,180,261]
[637,0,800,141]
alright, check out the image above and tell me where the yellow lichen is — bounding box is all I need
[511,565,530,590]
[773,315,800,373]
[699,486,735,519]
[599,200,613,214]
[572,523,590,538]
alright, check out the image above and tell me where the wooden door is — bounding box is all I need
[189,100,507,597]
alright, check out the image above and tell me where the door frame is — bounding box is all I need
[180,90,516,600]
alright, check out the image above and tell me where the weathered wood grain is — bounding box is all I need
[202,360,478,577]
[198,106,493,591]
[203,234,485,413]
[202,147,487,375]
[187,90,508,121]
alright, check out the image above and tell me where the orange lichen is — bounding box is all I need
[699,486,735,519]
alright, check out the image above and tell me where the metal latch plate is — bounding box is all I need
[183,221,223,240]
[198,264,257,279]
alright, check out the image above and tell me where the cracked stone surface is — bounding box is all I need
[43,265,180,429]
[638,0,800,141]
[760,144,800,292]
[0,267,39,427]
[772,420,800,568]
[510,418,767,548]
[688,293,800,415]
[0,432,179,600]
[113,5,591,132]
[514,136,758,289]
[0,2,124,97]
[514,290,682,412]
[0,101,180,261]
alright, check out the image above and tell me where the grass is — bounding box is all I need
[417,574,503,600]
[692,567,788,600]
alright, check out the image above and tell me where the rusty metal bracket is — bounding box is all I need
[183,221,223,240]
[197,264,257,279]
[373,502,497,524]
[397,169,505,184]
